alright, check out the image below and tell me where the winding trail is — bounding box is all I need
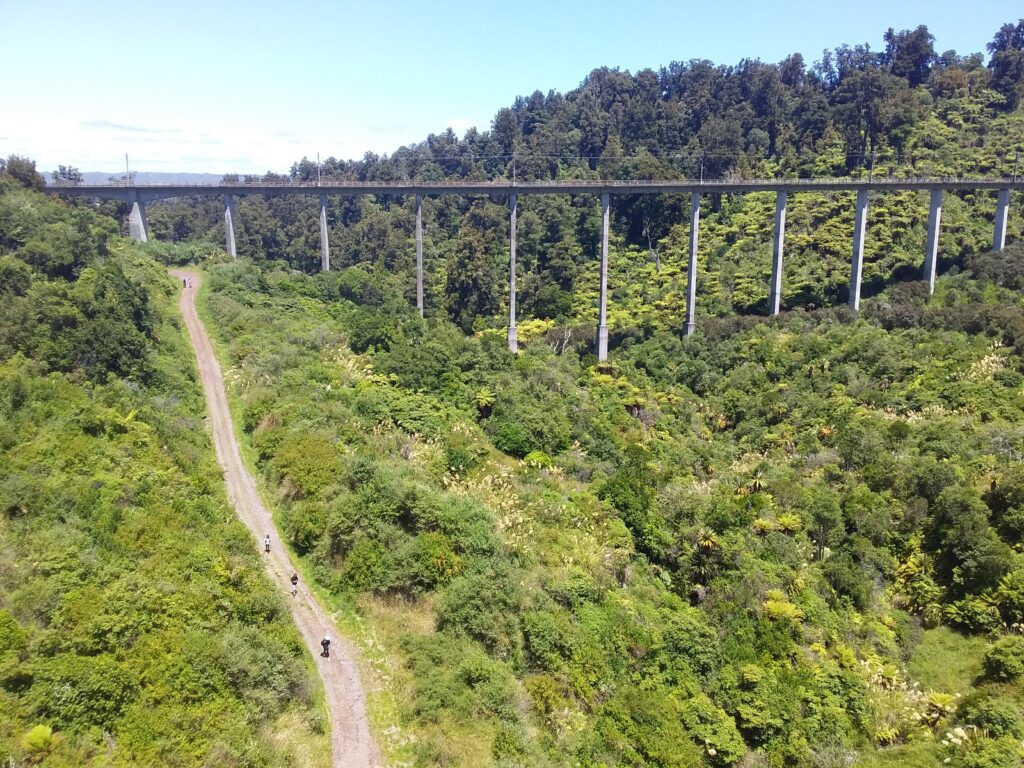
[172,271,380,768]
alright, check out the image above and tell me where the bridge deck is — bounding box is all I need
[44,177,1024,200]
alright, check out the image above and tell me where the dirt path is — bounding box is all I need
[172,271,380,768]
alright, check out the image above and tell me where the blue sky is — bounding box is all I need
[1,0,1020,173]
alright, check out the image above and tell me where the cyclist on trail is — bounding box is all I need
[321,636,331,659]
[264,534,271,554]
[290,573,299,597]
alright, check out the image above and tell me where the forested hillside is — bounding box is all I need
[200,245,1024,767]
[0,166,329,766]
[145,21,1024,335]
[6,15,1024,768]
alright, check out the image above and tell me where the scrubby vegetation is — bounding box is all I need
[6,16,1024,768]
[198,239,1024,766]
[0,164,328,766]
[133,20,1024,767]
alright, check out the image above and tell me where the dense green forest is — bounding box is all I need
[156,19,1024,768]
[144,21,1024,334]
[199,243,1024,768]
[4,16,1024,768]
[0,168,329,766]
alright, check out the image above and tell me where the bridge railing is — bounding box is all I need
[44,175,1022,189]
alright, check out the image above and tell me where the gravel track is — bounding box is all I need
[173,270,380,768]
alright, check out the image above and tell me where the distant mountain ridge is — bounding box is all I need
[80,171,226,185]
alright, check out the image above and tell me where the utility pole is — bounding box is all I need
[868,150,875,182]
[699,153,704,183]
[512,152,516,185]
[125,153,131,185]
[317,152,321,186]
[1014,149,1020,183]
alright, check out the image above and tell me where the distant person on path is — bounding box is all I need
[290,573,299,597]
[321,636,331,659]
[264,534,271,553]
[182,278,187,288]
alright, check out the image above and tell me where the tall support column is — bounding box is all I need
[994,188,1010,252]
[319,194,330,272]
[849,189,869,311]
[224,194,237,258]
[127,193,148,243]
[508,193,518,353]
[415,194,424,317]
[685,192,700,336]
[597,192,610,361]
[769,190,786,315]
[924,189,943,294]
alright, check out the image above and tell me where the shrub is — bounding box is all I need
[341,537,393,593]
[283,501,326,554]
[591,684,706,767]
[679,692,746,766]
[272,434,344,498]
[0,609,27,652]
[982,636,1024,682]
[958,696,1024,739]
[485,389,572,459]
[436,562,521,660]
[30,654,136,729]
[398,532,464,593]
[21,724,55,756]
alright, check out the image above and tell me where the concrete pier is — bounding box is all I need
[224,194,238,257]
[415,194,424,317]
[769,191,786,315]
[128,197,148,243]
[319,195,330,272]
[597,192,610,361]
[685,192,700,336]
[849,189,869,310]
[994,189,1010,252]
[41,177,1018,324]
[508,193,518,354]
[924,189,943,293]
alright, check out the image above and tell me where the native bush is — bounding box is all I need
[983,636,1024,682]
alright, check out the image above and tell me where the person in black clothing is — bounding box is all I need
[320,636,331,658]
[290,573,299,597]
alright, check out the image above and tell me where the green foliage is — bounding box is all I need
[982,636,1024,682]
[0,183,322,765]
[273,433,344,498]
[436,562,521,660]
[183,49,1024,757]
[21,724,55,756]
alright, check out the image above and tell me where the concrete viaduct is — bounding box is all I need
[45,178,1023,361]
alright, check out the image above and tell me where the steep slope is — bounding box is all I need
[0,170,329,767]
[198,249,1024,767]
[173,271,379,767]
